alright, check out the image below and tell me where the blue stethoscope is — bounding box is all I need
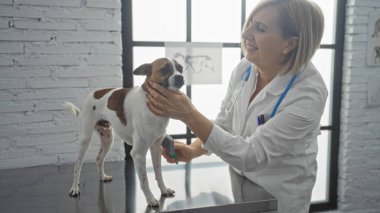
[225,65,299,126]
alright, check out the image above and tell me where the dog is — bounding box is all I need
[64,58,184,207]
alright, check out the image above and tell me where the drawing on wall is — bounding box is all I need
[165,42,222,85]
[367,12,380,66]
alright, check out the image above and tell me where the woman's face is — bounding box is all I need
[242,6,291,71]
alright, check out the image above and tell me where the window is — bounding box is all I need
[122,0,345,211]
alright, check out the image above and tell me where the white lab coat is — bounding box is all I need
[203,58,328,213]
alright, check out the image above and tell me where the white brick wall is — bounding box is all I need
[338,0,380,212]
[0,0,124,169]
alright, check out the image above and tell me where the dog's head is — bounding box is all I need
[133,58,185,91]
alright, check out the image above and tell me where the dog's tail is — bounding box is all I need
[63,101,80,117]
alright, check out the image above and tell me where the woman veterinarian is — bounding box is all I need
[146,0,327,212]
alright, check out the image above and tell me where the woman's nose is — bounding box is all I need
[242,27,254,40]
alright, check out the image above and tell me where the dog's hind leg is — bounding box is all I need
[95,122,114,182]
[150,139,175,196]
[69,122,94,197]
[130,136,159,207]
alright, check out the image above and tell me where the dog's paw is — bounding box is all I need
[69,187,80,197]
[147,196,159,208]
[161,188,175,197]
[100,175,113,182]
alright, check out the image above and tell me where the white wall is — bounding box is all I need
[0,0,124,169]
[337,0,380,212]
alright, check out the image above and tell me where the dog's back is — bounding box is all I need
[66,86,169,145]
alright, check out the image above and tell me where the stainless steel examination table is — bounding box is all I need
[0,159,277,213]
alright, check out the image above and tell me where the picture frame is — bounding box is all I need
[165,42,223,85]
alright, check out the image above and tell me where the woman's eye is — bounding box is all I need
[255,23,266,32]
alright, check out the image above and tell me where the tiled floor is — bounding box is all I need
[0,160,276,213]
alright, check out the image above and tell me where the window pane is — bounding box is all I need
[246,0,335,44]
[311,130,330,203]
[167,118,187,135]
[133,47,187,134]
[311,49,333,126]
[310,0,336,44]
[192,48,241,119]
[192,0,241,43]
[133,47,165,85]
[132,0,186,41]
[245,0,259,18]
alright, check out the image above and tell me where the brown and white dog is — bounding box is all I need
[64,58,184,207]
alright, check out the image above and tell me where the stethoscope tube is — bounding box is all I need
[270,72,299,118]
[224,65,252,114]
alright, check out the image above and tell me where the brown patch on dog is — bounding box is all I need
[107,88,131,125]
[141,82,148,91]
[96,120,113,141]
[94,88,113,100]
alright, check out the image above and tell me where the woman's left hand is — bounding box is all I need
[146,81,194,122]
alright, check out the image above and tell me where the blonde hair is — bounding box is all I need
[241,0,324,73]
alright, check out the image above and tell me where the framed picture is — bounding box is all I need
[165,42,223,85]
[367,11,380,66]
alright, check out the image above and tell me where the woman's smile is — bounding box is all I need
[245,41,258,52]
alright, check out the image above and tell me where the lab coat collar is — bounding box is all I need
[263,69,299,96]
[247,67,299,110]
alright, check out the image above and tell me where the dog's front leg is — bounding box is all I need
[150,140,175,196]
[130,139,158,207]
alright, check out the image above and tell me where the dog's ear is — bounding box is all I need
[133,63,152,75]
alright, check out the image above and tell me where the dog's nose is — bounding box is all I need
[174,75,184,88]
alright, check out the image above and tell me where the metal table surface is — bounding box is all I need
[0,160,277,213]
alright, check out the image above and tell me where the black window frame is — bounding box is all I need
[121,0,346,211]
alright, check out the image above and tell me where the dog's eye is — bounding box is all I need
[160,64,172,75]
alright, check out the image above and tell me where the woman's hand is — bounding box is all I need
[146,81,214,144]
[146,81,194,122]
[162,139,209,164]
[162,141,195,163]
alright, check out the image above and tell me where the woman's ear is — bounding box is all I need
[133,63,152,75]
[283,36,299,54]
